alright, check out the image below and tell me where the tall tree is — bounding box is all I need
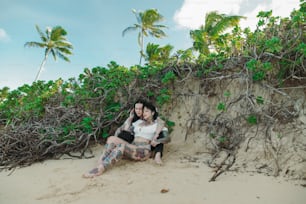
[122,9,167,65]
[190,11,245,55]
[25,25,73,82]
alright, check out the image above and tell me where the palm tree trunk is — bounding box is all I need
[34,50,49,82]
[139,32,144,65]
[139,52,142,65]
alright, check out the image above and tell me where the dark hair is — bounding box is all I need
[143,101,158,120]
[132,98,146,122]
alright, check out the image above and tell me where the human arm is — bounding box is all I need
[153,116,165,140]
[156,127,171,144]
[114,125,122,137]
[114,109,134,136]
[122,109,134,131]
[150,117,165,147]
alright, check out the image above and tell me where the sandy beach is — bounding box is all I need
[1,143,305,204]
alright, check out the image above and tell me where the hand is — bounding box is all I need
[150,140,160,147]
[129,108,134,119]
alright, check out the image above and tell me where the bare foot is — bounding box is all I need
[82,165,104,178]
[154,152,163,165]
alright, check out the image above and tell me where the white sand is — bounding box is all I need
[0,144,305,204]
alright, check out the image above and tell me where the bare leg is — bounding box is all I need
[107,136,129,145]
[82,164,105,178]
[154,152,163,165]
[83,143,124,179]
[96,137,128,165]
[97,143,116,165]
[123,143,151,161]
[83,143,113,178]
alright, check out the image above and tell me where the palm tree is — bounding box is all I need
[190,11,245,55]
[145,43,173,65]
[122,9,167,65]
[0,86,10,103]
[25,25,73,82]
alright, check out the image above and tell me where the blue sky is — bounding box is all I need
[0,0,301,90]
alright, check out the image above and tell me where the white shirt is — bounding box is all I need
[132,120,157,140]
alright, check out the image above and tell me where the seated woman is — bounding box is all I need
[107,99,169,164]
[83,101,160,178]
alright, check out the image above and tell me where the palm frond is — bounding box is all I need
[56,47,73,55]
[211,15,245,37]
[55,41,73,49]
[35,25,48,43]
[133,9,142,24]
[51,26,67,41]
[149,28,166,38]
[24,41,45,48]
[122,26,138,36]
[49,49,56,61]
[204,11,222,31]
[56,50,70,62]
[153,24,167,29]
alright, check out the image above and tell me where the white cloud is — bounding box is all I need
[174,0,301,30]
[0,28,11,42]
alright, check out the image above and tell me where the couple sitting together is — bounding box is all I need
[83,99,170,178]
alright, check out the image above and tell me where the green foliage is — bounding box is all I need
[145,43,173,65]
[190,11,245,56]
[61,124,76,137]
[161,71,176,84]
[223,91,231,97]
[243,3,305,83]
[196,52,227,77]
[166,120,175,128]
[81,117,94,133]
[156,88,171,106]
[165,120,175,133]
[101,131,109,139]
[0,80,63,123]
[296,42,306,55]
[218,136,227,143]
[246,59,272,81]
[256,96,264,105]
[209,133,216,138]
[265,37,282,53]
[174,49,195,64]
[137,64,161,79]
[0,86,10,103]
[276,133,283,139]
[217,102,226,111]
[247,115,257,125]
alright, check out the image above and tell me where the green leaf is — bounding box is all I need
[256,96,264,104]
[247,115,257,125]
[223,91,231,97]
[217,102,226,111]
